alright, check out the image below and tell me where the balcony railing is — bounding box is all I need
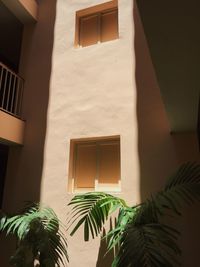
[0,62,24,118]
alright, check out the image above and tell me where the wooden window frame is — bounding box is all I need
[75,1,119,47]
[68,137,121,193]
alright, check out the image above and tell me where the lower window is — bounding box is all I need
[69,137,121,192]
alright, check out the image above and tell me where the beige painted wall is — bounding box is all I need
[42,0,139,202]
[40,1,139,265]
[39,0,199,266]
[1,0,200,266]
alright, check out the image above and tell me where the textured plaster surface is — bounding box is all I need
[41,1,138,265]
[1,1,200,267]
[40,0,200,266]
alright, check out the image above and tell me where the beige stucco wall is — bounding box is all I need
[39,0,199,266]
[40,1,139,265]
[42,0,139,203]
[1,0,200,266]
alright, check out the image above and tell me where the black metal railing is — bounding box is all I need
[0,62,24,118]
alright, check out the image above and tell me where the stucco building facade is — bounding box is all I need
[0,0,200,266]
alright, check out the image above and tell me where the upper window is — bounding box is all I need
[68,137,121,192]
[75,1,119,47]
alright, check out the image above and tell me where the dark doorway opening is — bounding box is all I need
[0,143,9,208]
[0,2,23,72]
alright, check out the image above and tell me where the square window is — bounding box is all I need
[68,137,121,192]
[75,1,119,47]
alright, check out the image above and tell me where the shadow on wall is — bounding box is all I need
[0,1,57,266]
[95,2,179,266]
[135,0,200,201]
[3,0,57,210]
[96,221,115,267]
[134,0,178,201]
[134,0,200,266]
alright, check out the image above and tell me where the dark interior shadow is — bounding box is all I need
[135,0,200,201]
[0,2,23,72]
[3,0,57,211]
[0,1,57,266]
[134,1,200,266]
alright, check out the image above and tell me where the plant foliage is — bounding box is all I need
[68,162,200,267]
[68,192,129,241]
[0,203,68,267]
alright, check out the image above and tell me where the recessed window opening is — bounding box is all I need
[75,1,119,47]
[69,137,121,193]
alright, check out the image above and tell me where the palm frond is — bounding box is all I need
[68,163,200,267]
[152,163,200,217]
[106,207,135,252]
[1,203,68,267]
[0,211,7,231]
[114,223,181,267]
[113,163,200,267]
[166,162,200,189]
[68,192,127,241]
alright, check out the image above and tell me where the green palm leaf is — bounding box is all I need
[114,163,200,267]
[152,163,200,217]
[68,163,200,267]
[114,223,181,267]
[68,192,127,241]
[1,203,68,267]
[105,207,135,252]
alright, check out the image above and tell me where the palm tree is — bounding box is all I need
[0,203,68,267]
[68,162,200,267]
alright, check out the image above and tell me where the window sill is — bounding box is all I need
[69,187,121,195]
[73,37,120,50]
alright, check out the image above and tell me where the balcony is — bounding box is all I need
[0,62,25,145]
[0,62,23,118]
[0,0,38,23]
